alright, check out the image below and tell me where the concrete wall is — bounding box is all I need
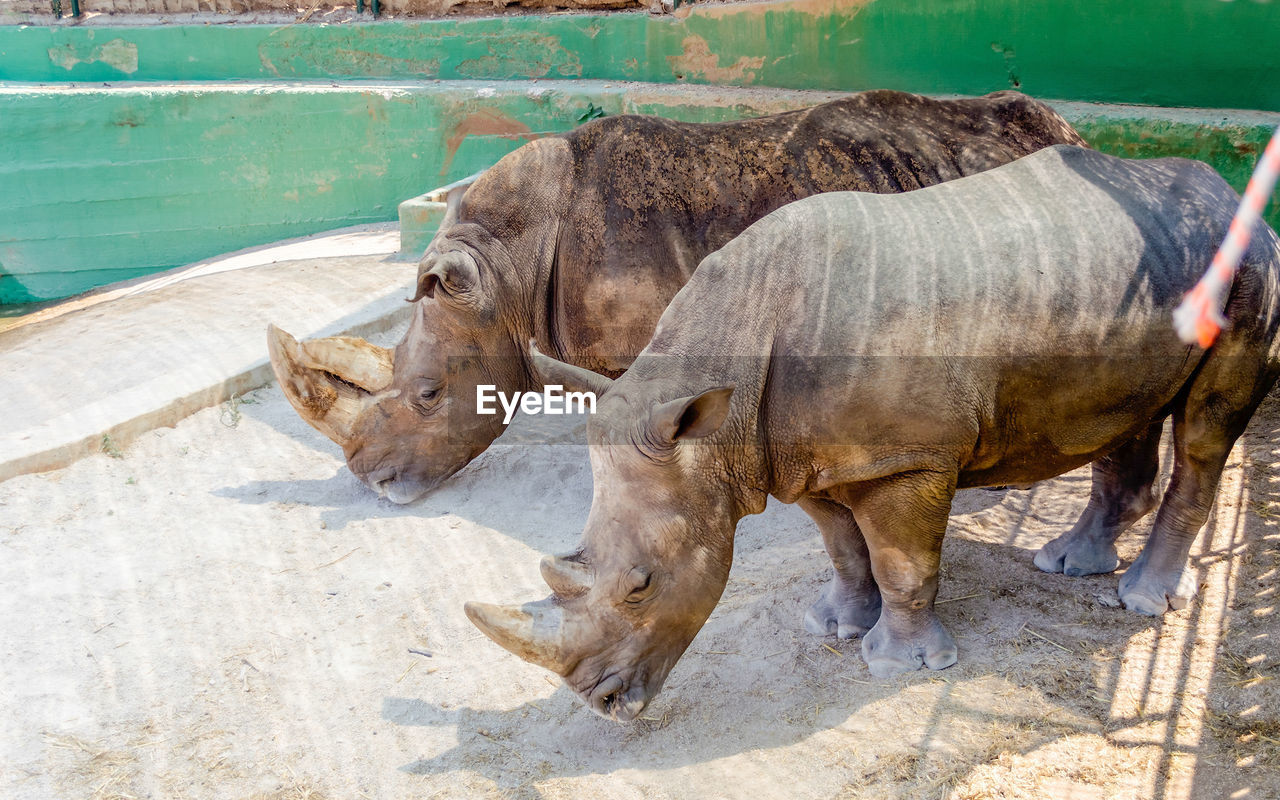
[2,0,1279,304]
[5,1,1278,109]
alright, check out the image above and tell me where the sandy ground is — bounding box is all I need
[2,327,1279,799]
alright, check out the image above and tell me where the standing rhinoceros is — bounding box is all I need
[267,90,1085,504]
[465,145,1280,721]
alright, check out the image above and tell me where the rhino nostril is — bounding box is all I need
[366,468,397,494]
[590,674,624,714]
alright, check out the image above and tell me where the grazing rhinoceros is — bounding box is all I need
[465,145,1280,721]
[267,90,1085,504]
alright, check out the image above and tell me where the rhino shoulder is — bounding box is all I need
[950,92,1086,173]
[975,91,1086,143]
[1046,145,1235,206]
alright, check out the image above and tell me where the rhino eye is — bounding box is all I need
[624,567,654,604]
[412,379,444,412]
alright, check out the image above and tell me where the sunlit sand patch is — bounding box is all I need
[1103,440,1248,799]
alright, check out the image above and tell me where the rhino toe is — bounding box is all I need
[1118,552,1198,616]
[1035,532,1120,577]
[1033,542,1067,574]
[804,577,881,639]
[803,606,838,637]
[860,615,957,679]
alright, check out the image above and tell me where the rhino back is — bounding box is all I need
[657,146,1246,354]
[548,91,1082,373]
[646,145,1280,488]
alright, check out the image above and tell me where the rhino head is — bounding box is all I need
[465,348,745,721]
[267,144,572,503]
[268,232,530,504]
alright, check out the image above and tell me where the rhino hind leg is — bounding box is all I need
[834,471,959,679]
[1119,340,1279,615]
[1035,420,1164,577]
[799,497,882,639]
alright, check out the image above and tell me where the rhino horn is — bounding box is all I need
[527,339,615,397]
[266,325,393,446]
[540,554,593,597]
[464,599,573,675]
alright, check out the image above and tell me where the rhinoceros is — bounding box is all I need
[464,145,1280,721]
[267,90,1085,504]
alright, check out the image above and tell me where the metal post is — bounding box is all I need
[372,0,379,17]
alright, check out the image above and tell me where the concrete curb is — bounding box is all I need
[0,224,413,483]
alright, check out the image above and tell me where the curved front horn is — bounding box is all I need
[464,598,574,675]
[527,339,615,397]
[540,554,593,597]
[266,325,393,447]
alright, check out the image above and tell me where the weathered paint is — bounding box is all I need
[665,35,766,85]
[46,37,138,74]
[1,0,1278,110]
[440,109,538,176]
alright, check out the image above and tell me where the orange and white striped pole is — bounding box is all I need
[1173,126,1280,348]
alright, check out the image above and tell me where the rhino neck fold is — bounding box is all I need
[533,216,572,369]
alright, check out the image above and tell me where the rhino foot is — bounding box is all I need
[860,614,957,679]
[803,577,881,639]
[1118,551,1198,615]
[1034,532,1120,577]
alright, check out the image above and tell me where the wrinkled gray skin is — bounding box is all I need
[267,90,1085,504]
[466,145,1280,721]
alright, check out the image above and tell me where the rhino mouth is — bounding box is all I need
[584,672,650,723]
[362,467,433,505]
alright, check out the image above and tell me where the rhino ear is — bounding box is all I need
[651,386,734,443]
[527,339,615,397]
[412,250,484,308]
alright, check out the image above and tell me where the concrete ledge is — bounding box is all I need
[398,170,486,258]
[0,224,413,483]
[3,3,1278,113]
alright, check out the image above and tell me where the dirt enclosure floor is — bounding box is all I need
[3,343,1279,799]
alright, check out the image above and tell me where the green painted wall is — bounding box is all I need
[2,0,1279,303]
[2,1,1278,110]
[0,82,615,303]
[5,81,1280,305]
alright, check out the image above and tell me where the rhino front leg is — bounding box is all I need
[1035,419,1163,577]
[837,470,959,679]
[799,497,882,639]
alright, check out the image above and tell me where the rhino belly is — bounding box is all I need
[772,343,1199,490]
[956,348,1197,487]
